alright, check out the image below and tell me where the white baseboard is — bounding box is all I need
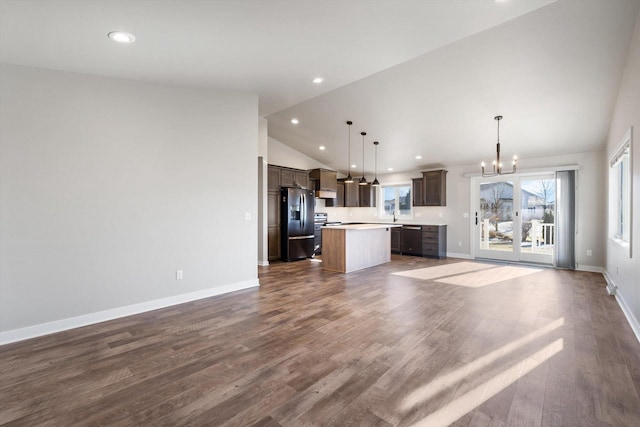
[616,290,640,343]
[257,260,270,266]
[576,264,603,273]
[603,269,640,344]
[0,279,260,346]
[447,252,473,260]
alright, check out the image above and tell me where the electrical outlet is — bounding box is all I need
[415,212,422,217]
[438,212,443,218]
[586,250,592,257]
[244,212,251,220]
[458,241,462,247]
[176,270,183,280]
[463,212,469,218]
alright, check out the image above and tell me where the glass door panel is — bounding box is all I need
[520,175,555,264]
[476,178,520,261]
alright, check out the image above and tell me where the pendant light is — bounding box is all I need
[481,115,517,177]
[372,141,380,186]
[359,132,368,185]
[344,121,354,183]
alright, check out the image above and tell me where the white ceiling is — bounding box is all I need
[0,0,555,116]
[268,0,640,175]
[1,1,638,176]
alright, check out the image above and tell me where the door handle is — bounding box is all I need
[475,212,478,225]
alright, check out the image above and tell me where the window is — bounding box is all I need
[380,183,412,219]
[609,127,632,257]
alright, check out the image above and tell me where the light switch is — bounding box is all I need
[463,212,469,218]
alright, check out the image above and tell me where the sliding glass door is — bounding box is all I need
[473,174,555,265]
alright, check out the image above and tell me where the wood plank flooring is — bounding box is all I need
[1,256,640,426]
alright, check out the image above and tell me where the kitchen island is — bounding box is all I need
[321,224,402,273]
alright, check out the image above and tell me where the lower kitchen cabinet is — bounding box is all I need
[390,227,401,254]
[268,226,280,260]
[422,225,447,258]
[391,224,447,258]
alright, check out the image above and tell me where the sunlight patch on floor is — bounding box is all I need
[435,265,542,288]
[392,262,495,281]
[400,318,564,411]
[408,338,564,427]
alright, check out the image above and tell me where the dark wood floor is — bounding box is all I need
[1,256,640,426]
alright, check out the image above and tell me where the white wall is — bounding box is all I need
[605,13,640,337]
[325,151,605,267]
[268,137,331,170]
[0,64,259,338]
[258,118,269,265]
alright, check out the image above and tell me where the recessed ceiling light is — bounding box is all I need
[108,31,136,44]
[415,155,422,160]
[312,77,324,84]
[290,118,299,124]
[319,146,326,150]
[351,164,357,168]
[387,168,394,171]
[494,0,508,3]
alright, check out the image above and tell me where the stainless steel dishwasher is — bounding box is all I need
[401,225,422,255]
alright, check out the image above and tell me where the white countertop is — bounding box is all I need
[321,223,402,230]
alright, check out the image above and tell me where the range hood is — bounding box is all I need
[315,190,337,199]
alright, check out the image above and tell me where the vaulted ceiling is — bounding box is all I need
[1,0,638,174]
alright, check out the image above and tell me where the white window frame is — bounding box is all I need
[608,127,632,258]
[378,182,413,220]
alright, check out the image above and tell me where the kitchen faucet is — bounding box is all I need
[392,210,398,223]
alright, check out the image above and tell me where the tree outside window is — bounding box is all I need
[381,184,412,218]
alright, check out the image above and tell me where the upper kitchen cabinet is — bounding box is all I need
[424,169,447,206]
[280,169,295,187]
[412,178,425,206]
[309,169,337,198]
[294,171,309,189]
[325,181,344,207]
[413,169,447,206]
[344,180,360,207]
[268,166,281,191]
[268,165,310,189]
[359,184,376,207]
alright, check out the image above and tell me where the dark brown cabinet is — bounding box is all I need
[280,169,295,187]
[294,171,309,189]
[412,169,447,206]
[359,184,376,207]
[390,227,401,254]
[267,192,280,260]
[424,170,447,206]
[268,166,281,191]
[309,169,337,192]
[326,181,344,207]
[412,178,424,206]
[391,224,447,258]
[344,180,360,207]
[422,225,447,258]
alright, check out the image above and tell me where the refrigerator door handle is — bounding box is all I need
[301,193,305,229]
[289,235,315,240]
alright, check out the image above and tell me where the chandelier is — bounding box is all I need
[481,115,517,177]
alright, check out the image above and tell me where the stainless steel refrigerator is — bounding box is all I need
[281,187,315,261]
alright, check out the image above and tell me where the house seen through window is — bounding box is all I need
[609,128,632,257]
[380,184,412,218]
